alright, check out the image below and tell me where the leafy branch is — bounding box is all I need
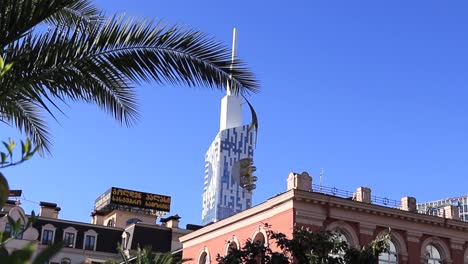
[0,138,39,169]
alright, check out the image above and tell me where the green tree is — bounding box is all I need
[217,224,390,264]
[0,0,259,153]
[107,245,190,264]
[0,138,63,264]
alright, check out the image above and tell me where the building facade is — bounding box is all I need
[183,172,468,264]
[0,188,197,264]
[418,195,468,222]
[202,29,257,225]
[202,124,256,225]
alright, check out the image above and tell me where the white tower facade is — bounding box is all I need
[202,29,256,225]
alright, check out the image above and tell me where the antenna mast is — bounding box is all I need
[320,168,324,192]
[227,28,237,96]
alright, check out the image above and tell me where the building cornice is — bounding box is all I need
[181,190,295,246]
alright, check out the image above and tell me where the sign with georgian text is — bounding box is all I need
[94,187,171,212]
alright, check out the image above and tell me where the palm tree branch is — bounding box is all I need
[44,0,103,29]
[0,0,78,47]
[0,97,51,153]
[13,18,259,96]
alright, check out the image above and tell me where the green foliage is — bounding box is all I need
[109,244,190,264]
[217,224,390,264]
[0,138,39,169]
[0,0,259,153]
[0,138,63,264]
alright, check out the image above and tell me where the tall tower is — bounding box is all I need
[202,29,257,225]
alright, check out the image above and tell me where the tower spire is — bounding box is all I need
[227,28,237,96]
[219,28,242,131]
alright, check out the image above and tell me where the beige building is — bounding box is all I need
[0,187,197,264]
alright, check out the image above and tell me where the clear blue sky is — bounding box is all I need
[3,0,468,226]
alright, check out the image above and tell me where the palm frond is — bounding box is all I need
[0,3,259,153]
[0,97,51,154]
[44,0,104,30]
[0,0,76,47]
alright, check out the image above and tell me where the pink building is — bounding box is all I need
[181,172,468,264]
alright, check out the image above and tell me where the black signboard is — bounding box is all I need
[8,190,22,197]
[110,187,171,212]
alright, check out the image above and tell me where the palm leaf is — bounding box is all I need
[44,0,103,29]
[0,1,259,153]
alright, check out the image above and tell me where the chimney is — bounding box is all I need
[440,205,460,220]
[39,201,60,219]
[287,172,312,191]
[354,187,371,203]
[400,196,417,212]
[160,214,181,228]
[91,211,105,225]
[2,200,19,213]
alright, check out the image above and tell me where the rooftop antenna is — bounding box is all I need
[319,168,324,193]
[227,27,237,96]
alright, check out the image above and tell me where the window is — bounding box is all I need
[424,244,442,264]
[227,241,237,253]
[61,258,71,264]
[198,252,208,264]
[63,232,75,248]
[4,223,24,239]
[84,235,96,250]
[253,232,266,246]
[42,229,54,245]
[330,232,348,258]
[379,240,397,264]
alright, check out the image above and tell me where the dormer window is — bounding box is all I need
[4,223,24,239]
[41,224,56,245]
[84,235,96,250]
[42,229,54,245]
[83,229,98,251]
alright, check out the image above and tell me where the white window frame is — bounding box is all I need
[198,246,210,264]
[62,227,77,248]
[83,229,98,251]
[41,224,56,245]
[251,226,268,247]
[225,235,240,255]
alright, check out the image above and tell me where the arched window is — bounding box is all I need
[225,236,239,255]
[421,237,450,263]
[326,221,359,247]
[378,240,397,264]
[227,242,237,253]
[252,227,268,247]
[253,232,266,246]
[199,252,207,264]
[424,244,442,264]
[329,231,348,258]
[198,247,210,264]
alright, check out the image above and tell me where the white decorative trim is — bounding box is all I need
[420,236,451,262]
[376,229,408,258]
[40,223,56,245]
[326,220,359,247]
[224,235,240,255]
[62,227,77,248]
[197,246,211,264]
[83,229,98,251]
[252,226,268,247]
[121,231,130,250]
